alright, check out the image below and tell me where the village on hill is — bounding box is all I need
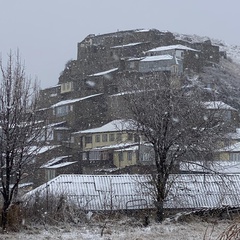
[12,29,240,220]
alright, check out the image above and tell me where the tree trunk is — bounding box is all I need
[1,202,9,232]
[155,198,164,222]
[154,151,167,222]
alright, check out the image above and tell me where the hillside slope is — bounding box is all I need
[174,32,240,110]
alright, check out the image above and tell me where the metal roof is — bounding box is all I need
[24,174,240,211]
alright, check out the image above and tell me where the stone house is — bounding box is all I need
[192,40,220,64]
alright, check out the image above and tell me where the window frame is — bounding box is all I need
[127,151,132,161]
[109,133,115,142]
[102,134,108,142]
[95,134,100,143]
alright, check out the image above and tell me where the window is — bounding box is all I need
[127,133,133,141]
[55,105,69,117]
[101,152,109,160]
[118,152,123,161]
[134,134,140,142]
[47,169,56,181]
[102,134,108,142]
[129,62,135,69]
[109,133,115,142]
[89,151,101,160]
[230,153,240,161]
[56,132,62,141]
[142,152,151,161]
[116,133,122,142]
[30,157,36,164]
[82,152,88,160]
[127,152,132,161]
[60,82,73,93]
[85,135,92,144]
[95,134,100,142]
[223,110,232,121]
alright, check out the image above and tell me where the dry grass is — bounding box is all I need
[217,221,240,240]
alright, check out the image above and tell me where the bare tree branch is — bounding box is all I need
[118,72,231,222]
[0,51,46,231]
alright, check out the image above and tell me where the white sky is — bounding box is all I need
[0,0,239,89]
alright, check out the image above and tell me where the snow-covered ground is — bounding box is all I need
[0,217,236,240]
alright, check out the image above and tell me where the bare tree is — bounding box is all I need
[119,73,230,222]
[0,52,45,231]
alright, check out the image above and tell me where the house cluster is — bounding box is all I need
[28,29,239,187]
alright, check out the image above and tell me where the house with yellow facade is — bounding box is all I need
[215,128,240,162]
[71,119,154,173]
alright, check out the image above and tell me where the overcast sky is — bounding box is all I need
[0,0,239,89]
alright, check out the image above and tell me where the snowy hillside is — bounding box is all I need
[174,32,240,111]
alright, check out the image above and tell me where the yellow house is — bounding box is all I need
[72,119,153,168]
[217,142,240,161]
[214,128,240,161]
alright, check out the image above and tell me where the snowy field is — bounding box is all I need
[0,217,236,240]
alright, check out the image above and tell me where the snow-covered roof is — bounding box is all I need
[110,91,135,97]
[16,182,33,189]
[135,29,150,33]
[28,145,60,155]
[41,155,71,168]
[218,142,240,152]
[127,57,144,61]
[51,93,103,108]
[36,107,48,112]
[147,44,199,53]
[90,143,138,151]
[111,42,143,49]
[46,121,66,128]
[114,145,139,151]
[25,174,240,211]
[203,101,236,110]
[110,89,146,97]
[74,119,136,134]
[227,129,240,140]
[181,161,240,174]
[140,55,173,62]
[88,68,118,77]
[46,161,77,169]
[54,127,70,131]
